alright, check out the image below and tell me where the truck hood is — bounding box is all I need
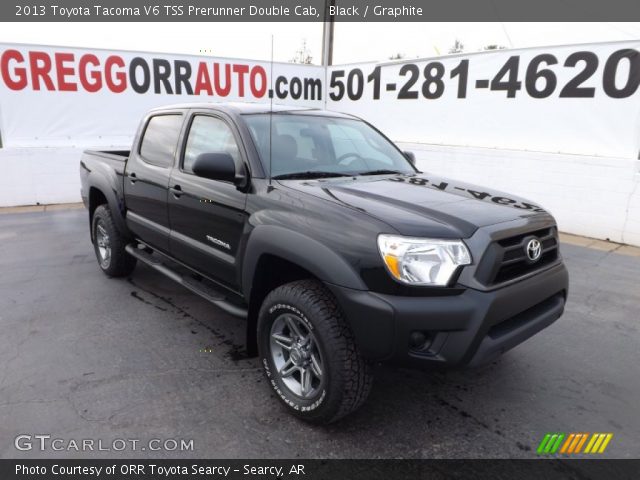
[280,173,550,238]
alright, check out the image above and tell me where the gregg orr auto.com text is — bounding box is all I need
[0,48,322,100]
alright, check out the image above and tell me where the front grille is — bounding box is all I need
[475,227,560,286]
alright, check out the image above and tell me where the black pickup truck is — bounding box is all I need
[80,103,568,423]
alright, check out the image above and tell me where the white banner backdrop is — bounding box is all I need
[326,41,640,159]
[0,43,323,148]
[2,41,640,157]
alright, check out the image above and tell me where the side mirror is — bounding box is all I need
[192,152,236,183]
[404,151,416,166]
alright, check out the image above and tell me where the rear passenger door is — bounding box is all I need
[124,112,183,253]
[168,111,247,290]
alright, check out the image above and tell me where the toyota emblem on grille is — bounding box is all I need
[526,238,542,262]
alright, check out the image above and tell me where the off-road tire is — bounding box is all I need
[257,279,373,424]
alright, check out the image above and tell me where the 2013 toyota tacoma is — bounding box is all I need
[80,103,569,423]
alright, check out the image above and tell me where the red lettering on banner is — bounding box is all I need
[195,62,213,95]
[250,65,267,98]
[78,54,102,92]
[0,50,275,99]
[55,53,77,91]
[29,51,55,91]
[105,55,126,93]
[214,63,231,97]
[0,49,28,90]
[233,64,249,97]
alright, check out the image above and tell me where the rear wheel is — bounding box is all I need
[91,205,136,277]
[258,279,372,424]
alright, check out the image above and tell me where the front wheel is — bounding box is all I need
[257,280,372,424]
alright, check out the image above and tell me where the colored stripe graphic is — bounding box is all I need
[544,434,558,453]
[550,434,565,453]
[537,433,564,454]
[597,433,613,453]
[539,433,613,454]
[560,433,575,454]
[574,433,589,453]
[569,433,585,453]
[585,433,614,454]
[537,434,552,454]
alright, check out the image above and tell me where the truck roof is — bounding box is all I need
[148,102,357,118]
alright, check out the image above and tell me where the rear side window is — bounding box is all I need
[139,114,183,167]
[182,115,240,174]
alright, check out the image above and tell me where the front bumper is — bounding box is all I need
[326,261,568,368]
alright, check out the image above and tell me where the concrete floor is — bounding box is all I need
[0,209,638,459]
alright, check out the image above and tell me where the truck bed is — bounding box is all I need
[84,149,130,163]
[81,150,129,174]
[79,149,131,211]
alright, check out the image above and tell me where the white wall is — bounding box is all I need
[0,146,88,206]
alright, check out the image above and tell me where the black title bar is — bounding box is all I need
[6,0,640,22]
[2,459,639,480]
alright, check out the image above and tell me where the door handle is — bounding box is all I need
[170,185,183,198]
[129,172,137,184]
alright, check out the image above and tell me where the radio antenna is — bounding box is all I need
[268,35,274,186]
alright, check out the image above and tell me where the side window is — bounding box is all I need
[139,114,183,167]
[183,115,240,174]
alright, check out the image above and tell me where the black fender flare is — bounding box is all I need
[86,171,129,241]
[241,225,396,361]
[241,225,366,300]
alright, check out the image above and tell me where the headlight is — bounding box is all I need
[377,234,471,286]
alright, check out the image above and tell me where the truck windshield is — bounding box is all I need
[243,114,416,179]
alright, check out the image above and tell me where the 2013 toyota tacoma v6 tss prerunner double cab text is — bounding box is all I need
[80,103,568,423]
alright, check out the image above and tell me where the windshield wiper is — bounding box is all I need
[273,171,353,180]
[358,169,405,176]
